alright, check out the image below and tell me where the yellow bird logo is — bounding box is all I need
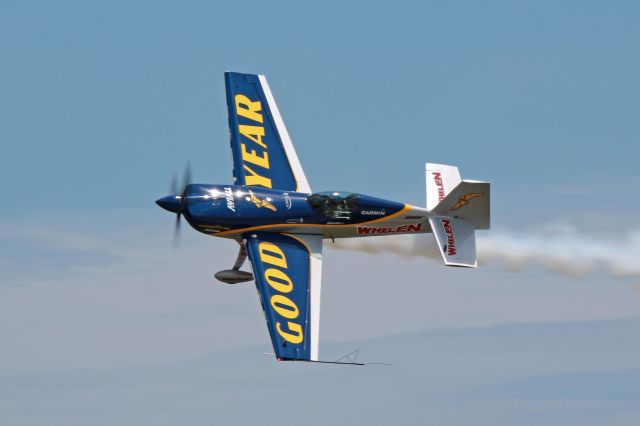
[249,191,277,212]
[451,193,484,211]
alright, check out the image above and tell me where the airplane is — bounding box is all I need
[156,72,490,365]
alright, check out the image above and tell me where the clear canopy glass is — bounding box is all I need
[307,191,361,219]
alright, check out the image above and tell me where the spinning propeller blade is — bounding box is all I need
[160,162,192,245]
[182,162,192,196]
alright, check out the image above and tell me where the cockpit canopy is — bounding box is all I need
[307,191,361,220]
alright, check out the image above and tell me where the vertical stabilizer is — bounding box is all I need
[426,163,461,211]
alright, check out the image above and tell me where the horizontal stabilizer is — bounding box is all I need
[433,180,490,230]
[428,216,477,267]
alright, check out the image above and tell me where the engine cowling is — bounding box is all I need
[215,269,254,284]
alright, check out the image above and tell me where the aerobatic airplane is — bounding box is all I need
[156,72,490,365]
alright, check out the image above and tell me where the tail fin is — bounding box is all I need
[425,163,490,268]
[426,163,461,211]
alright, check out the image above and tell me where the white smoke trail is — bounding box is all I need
[329,228,640,278]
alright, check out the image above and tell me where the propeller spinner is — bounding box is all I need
[156,162,192,244]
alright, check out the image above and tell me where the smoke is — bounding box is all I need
[329,227,640,278]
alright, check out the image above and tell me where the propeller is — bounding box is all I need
[168,162,192,245]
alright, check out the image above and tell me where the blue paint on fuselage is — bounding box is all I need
[174,184,405,235]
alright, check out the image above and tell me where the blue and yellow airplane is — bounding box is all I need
[156,72,491,364]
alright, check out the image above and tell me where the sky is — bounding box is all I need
[1,1,640,425]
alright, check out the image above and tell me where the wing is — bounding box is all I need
[245,232,322,361]
[225,72,311,193]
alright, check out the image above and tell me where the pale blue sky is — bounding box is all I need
[1,1,639,425]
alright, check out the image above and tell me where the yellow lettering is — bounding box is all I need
[264,268,293,293]
[243,164,272,188]
[257,241,304,345]
[239,125,266,148]
[258,242,287,268]
[235,94,263,123]
[241,144,269,168]
[276,321,303,344]
[270,294,299,319]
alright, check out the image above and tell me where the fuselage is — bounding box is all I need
[156,184,431,239]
